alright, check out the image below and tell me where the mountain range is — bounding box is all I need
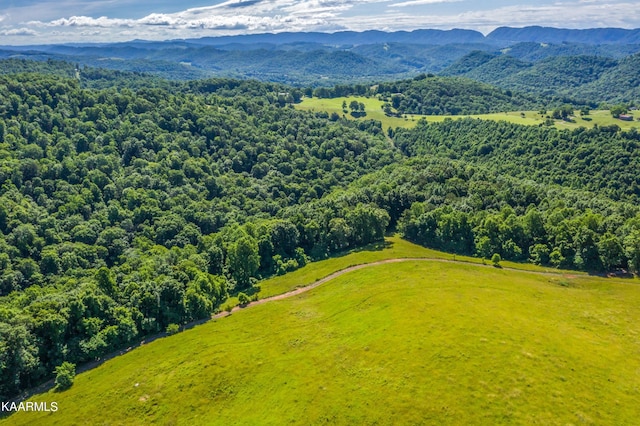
[0,26,639,101]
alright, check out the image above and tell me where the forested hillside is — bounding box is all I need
[444,51,640,103]
[374,75,544,114]
[337,157,640,271]
[0,72,397,400]
[394,118,640,202]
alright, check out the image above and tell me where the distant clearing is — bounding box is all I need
[6,238,640,425]
[296,97,640,131]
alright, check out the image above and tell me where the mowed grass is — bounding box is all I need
[296,96,640,131]
[6,239,640,425]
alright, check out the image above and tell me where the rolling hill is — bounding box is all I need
[4,238,640,425]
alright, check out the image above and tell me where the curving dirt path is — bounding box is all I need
[212,257,582,319]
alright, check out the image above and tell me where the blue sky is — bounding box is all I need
[1,0,639,45]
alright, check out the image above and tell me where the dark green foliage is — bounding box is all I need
[323,156,639,273]
[374,76,540,115]
[394,119,640,203]
[238,292,250,305]
[315,76,542,115]
[166,324,180,335]
[610,104,628,117]
[0,69,399,400]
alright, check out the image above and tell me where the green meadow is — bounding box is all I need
[296,96,640,131]
[6,238,640,425]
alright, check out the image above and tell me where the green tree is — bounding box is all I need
[166,324,180,335]
[326,218,352,252]
[529,244,550,265]
[598,232,624,270]
[228,236,260,288]
[610,104,627,118]
[238,292,250,305]
[624,230,640,273]
[270,220,300,258]
[95,267,117,296]
[0,322,39,400]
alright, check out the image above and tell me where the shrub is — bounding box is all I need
[166,323,180,335]
[491,253,502,267]
[238,292,250,305]
[54,362,76,391]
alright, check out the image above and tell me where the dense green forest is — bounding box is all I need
[1,61,640,402]
[0,71,396,400]
[394,118,640,202]
[374,75,546,115]
[342,158,640,271]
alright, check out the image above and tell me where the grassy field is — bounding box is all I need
[296,96,640,131]
[226,236,571,308]
[6,238,640,425]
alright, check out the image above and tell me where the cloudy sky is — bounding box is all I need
[1,0,639,45]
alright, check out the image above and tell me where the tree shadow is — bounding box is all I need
[331,239,392,258]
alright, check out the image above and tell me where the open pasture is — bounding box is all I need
[6,239,640,425]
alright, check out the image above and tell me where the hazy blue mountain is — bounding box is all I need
[187,29,487,47]
[487,26,640,45]
[1,26,639,87]
[502,41,640,61]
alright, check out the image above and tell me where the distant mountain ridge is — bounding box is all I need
[1,26,639,90]
[4,26,640,51]
[487,26,640,45]
[190,29,487,46]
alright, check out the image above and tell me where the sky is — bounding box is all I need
[0,0,639,45]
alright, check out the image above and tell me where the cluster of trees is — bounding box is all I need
[394,118,640,203]
[314,158,640,272]
[374,75,543,115]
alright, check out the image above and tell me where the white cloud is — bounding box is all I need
[45,16,135,28]
[3,0,640,44]
[390,0,461,8]
[327,1,640,34]
[0,27,38,36]
[79,30,102,36]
